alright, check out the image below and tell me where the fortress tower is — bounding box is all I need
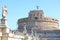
[17,9,59,33]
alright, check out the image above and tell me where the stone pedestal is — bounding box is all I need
[1,33,8,40]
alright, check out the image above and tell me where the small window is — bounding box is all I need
[52,19,54,20]
[35,17,38,20]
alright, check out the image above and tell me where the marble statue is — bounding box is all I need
[2,6,8,18]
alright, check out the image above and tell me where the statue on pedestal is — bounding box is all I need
[1,6,8,25]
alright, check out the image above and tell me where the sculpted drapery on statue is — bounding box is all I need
[2,6,8,18]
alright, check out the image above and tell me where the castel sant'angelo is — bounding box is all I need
[18,7,59,33]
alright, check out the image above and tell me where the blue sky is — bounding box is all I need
[0,0,60,30]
